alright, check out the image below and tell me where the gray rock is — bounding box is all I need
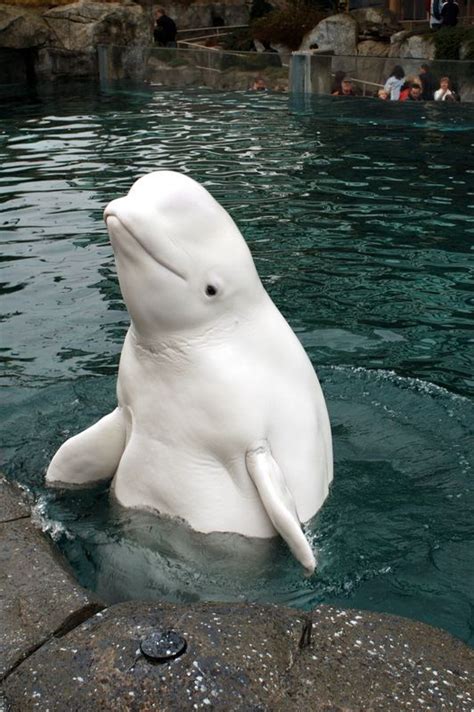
[0,1,152,80]
[357,40,390,57]
[300,14,358,56]
[351,7,401,40]
[0,478,29,524]
[0,478,103,680]
[165,0,249,31]
[0,5,50,49]
[398,34,435,60]
[43,1,151,52]
[2,601,473,710]
[390,29,411,44]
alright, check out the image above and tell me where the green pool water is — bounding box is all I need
[1,84,473,645]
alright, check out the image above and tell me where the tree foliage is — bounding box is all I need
[430,26,474,61]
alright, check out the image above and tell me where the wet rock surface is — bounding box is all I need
[0,478,29,524]
[2,600,473,711]
[0,477,472,709]
[0,477,103,681]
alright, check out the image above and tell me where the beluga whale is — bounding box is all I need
[46,171,333,575]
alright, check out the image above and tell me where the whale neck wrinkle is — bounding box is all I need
[129,311,254,363]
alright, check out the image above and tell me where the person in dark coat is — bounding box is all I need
[441,0,459,27]
[154,7,177,47]
[419,63,436,100]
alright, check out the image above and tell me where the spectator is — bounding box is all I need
[441,0,459,27]
[384,65,405,100]
[419,63,436,100]
[406,84,423,101]
[434,76,458,101]
[154,7,177,47]
[211,11,225,27]
[399,82,410,101]
[251,77,268,91]
[332,79,356,96]
[427,0,443,29]
[399,75,419,100]
[377,88,389,100]
[331,70,346,95]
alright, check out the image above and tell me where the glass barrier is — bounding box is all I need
[98,45,289,93]
[98,45,474,102]
[290,51,474,103]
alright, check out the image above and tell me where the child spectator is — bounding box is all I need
[251,77,268,91]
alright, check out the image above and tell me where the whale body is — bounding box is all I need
[46,171,333,574]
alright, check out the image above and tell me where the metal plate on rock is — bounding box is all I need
[140,630,187,662]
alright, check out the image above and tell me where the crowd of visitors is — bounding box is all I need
[382,64,460,101]
[331,64,460,102]
[151,5,463,103]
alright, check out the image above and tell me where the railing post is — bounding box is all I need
[97,45,108,88]
[290,51,312,93]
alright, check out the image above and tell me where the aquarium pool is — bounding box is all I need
[1,85,473,645]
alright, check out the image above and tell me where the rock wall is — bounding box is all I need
[0,0,251,83]
[0,1,469,94]
[0,1,151,81]
[164,0,249,30]
[301,14,358,56]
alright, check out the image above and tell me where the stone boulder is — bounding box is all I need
[0,5,50,48]
[43,1,150,52]
[356,40,391,86]
[0,477,103,680]
[358,39,390,57]
[300,13,357,55]
[390,32,435,60]
[38,1,150,78]
[166,0,249,31]
[351,7,401,40]
[3,600,474,710]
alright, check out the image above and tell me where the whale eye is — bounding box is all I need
[205,285,218,297]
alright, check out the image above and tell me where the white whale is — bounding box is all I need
[46,171,333,575]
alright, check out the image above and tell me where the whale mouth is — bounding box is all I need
[104,209,187,282]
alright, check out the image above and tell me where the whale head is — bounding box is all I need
[104,171,264,340]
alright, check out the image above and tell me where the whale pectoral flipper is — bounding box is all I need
[245,441,316,576]
[46,407,126,486]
